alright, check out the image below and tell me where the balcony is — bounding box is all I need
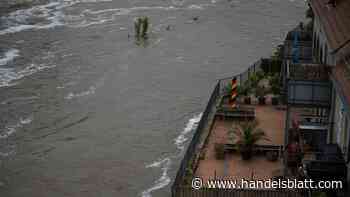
[282,29,313,63]
[283,41,313,62]
[285,107,347,184]
[286,64,332,107]
[302,144,347,183]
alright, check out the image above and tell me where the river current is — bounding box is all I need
[0,0,305,196]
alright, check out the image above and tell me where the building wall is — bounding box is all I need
[332,93,348,151]
[312,17,336,65]
[312,5,350,188]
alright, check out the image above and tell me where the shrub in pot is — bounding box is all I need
[256,87,266,105]
[238,84,251,105]
[244,97,251,105]
[271,96,279,105]
[214,143,225,160]
[266,151,279,161]
[270,77,281,105]
[258,96,266,105]
[231,120,269,160]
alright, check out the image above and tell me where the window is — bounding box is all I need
[319,45,323,63]
[315,35,319,60]
[313,32,316,50]
[324,45,328,64]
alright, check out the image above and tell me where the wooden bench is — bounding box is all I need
[224,143,283,154]
[216,106,256,120]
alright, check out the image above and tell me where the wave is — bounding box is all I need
[141,113,202,197]
[0,49,20,66]
[0,116,33,139]
[174,113,202,151]
[0,63,56,87]
[0,2,65,35]
[64,86,96,100]
[142,158,172,197]
[0,0,210,34]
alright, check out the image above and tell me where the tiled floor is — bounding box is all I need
[195,105,286,182]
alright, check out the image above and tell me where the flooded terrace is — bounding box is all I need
[195,101,286,183]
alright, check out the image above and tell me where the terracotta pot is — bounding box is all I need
[244,97,251,105]
[271,97,279,105]
[239,145,253,160]
[258,96,266,105]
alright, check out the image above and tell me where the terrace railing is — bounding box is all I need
[172,81,220,194]
[218,59,263,95]
[287,80,331,107]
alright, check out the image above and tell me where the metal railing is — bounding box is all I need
[172,82,220,195]
[287,80,331,107]
[218,59,263,95]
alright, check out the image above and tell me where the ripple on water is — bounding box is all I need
[141,113,202,197]
[0,116,33,139]
[0,49,19,66]
[0,63,56,88]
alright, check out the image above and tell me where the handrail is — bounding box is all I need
[172,81,220,195]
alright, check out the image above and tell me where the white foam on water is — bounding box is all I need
[172,0,185,6]
[0,63,56,88]
[174,113,202,151]
[141,113,202,197]
[0,0,209,32]
[0,150,15,157]
[72,0,113,3]
[64,3,208,28]
[187,4,205,10]
[0,0,113,34]
[0,116,33,139]
[0,49,20,66]
[142,158,172,197]
[0,2,66,35]
[64,86,96,100]
[20,117,33,125]
[0,62,56,87]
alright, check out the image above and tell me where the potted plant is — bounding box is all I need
[224,83,232,96]
[231,120,269,160]
[255,71,265,82]
[248,73,259,90]
[214,143,225,160]
[271,84,280,105]
[237,85,251,105]
[256,86,266,105]
[269,74,280,105]
[266,151,279,161]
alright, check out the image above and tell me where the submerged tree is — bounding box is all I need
[134,17,149,40]
[134,17,142,38]
[141,17,149,38]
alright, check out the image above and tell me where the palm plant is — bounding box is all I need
[231,120,269,160]
[141,17,149,38]
[134,17,150,41]
[134,17,142,38]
